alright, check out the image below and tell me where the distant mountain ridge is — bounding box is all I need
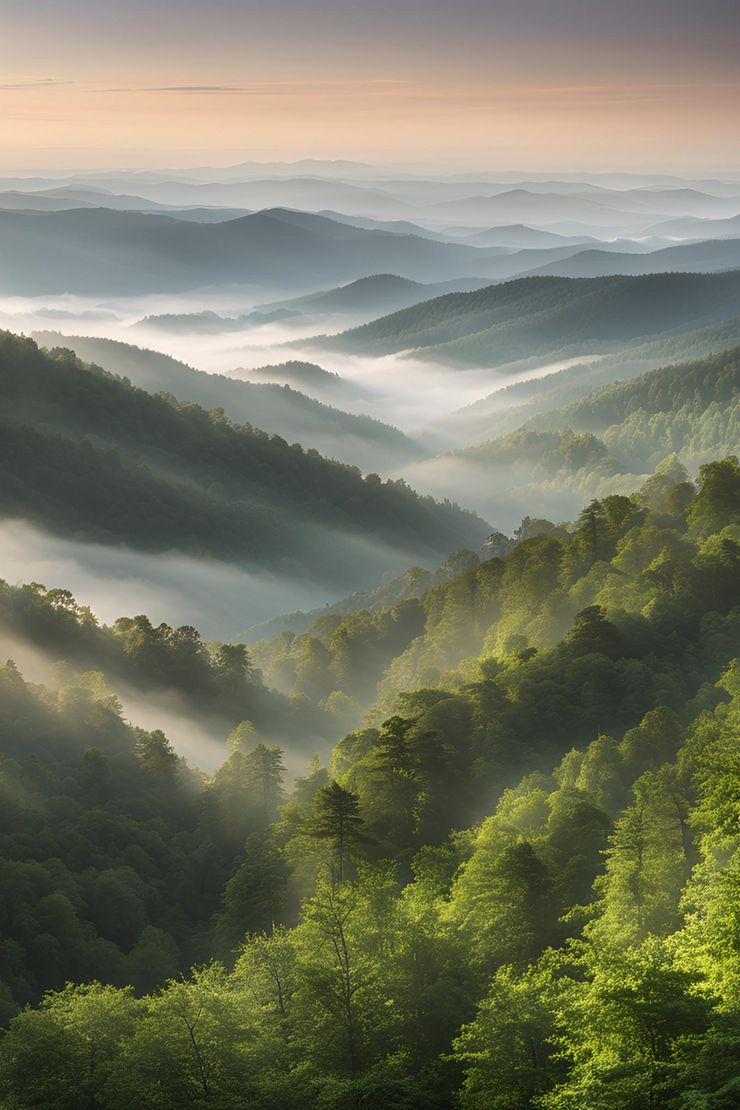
[521,237,740,278]
[458,224,600,248]
[226,361,367,402]
[321,270,740,368]
[3,202,738,299]
[135,307,301,333]
[0,207,505,295]
[256,273,490,316]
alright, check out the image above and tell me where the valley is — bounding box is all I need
[3,128,740,1110]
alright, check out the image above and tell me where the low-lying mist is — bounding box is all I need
[393,457,570,533]
[394,454,648,534]
[0,628,232,772]
[393,456,538,533]
[1,291,606,447]
[0,517,440,639]
[0,519,335,640]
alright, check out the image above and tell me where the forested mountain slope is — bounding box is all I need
[435,314,740,447]
[423,347,740,526]
[30,332,422,471]
[0,651,300,1015]
[0,332,489,586]
[323,271,740,367]
[0,576,342,749]
[241,548,483,642]
[528,345,740,472]
[226,360,367,404]
[7,460,740,1107]
[134,307,301,333]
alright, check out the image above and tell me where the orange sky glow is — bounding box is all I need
[1,0,738,172]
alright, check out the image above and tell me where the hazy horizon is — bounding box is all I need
[2,157,740,178]
[3,0,740,171]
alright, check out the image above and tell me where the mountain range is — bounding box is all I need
[255,273,490,317]
[0,207,503,295]
[2,200,739,300]
[321,270,740,367]
[0,331,489,589]
[29,332,426,470]
[521,237,740,278]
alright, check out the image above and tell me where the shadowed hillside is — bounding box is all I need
[323,271,740,367]
[0,332,489,588]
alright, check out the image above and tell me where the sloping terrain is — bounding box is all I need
[522,237,740,277]
[435,315,740,446]
[256,273,489,316]
[321,271,740,367]
[0,207,504,295]
[0,332,489,588]
[30,332,423,471]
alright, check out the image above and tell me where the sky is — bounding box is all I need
[1,0,739,172]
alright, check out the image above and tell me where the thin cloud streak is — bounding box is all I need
[101,78,415,95]
[0,78,73,90]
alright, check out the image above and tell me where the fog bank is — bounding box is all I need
[0,519,335,641]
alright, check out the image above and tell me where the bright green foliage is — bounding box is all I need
[10,457,740,1107]
[455,956,571,1110]
[308,781,370,882]
[541,939,712,1110]
[0,983,141,1110]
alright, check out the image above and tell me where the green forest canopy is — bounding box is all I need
[6,456,740,1105]
[434,347,740,524]
[0,331,488,585]
[324,271,740,367]
[445,313,740,447]
[29,331,424,469]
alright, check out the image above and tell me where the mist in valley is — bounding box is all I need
[0,521,378,774]
[0,288,609,440]
[4,0,740,1092]
[0,519,335,639]
[0,628,233,772]
[3,165,740,769]
[0,517,450,644]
